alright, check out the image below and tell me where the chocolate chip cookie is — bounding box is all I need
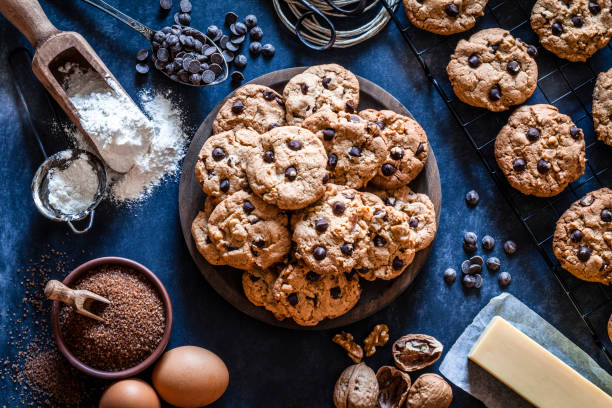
[292,184,377,275]
[447,28,539,111]
[283,64,360,125]
[191,197,224,266]
[403,0,488,35]
[272,262,362,326]
[242,267,289,321]
[356,202,417,281]
[207,190,291,270]
[608,313,612,342]
[359,109,429,189]
[552,188,612,285]
[531,0,612,62]
[213,84,286,134]
[368,186,437,251]
[593,67,612,146]
[301,109,387,188]
[247,126,328,210]
[195,128,259,200]
[494,104,586,197]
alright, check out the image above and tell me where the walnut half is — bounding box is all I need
[376,365,411,408]
[406,373,452,408]
[333,363,379,408]
[333,331,364,363]
[364,324,390,357]
[392,334,443,372]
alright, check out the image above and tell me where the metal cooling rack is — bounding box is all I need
[380,0,612,369]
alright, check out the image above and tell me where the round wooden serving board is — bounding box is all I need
[179,67,441,330]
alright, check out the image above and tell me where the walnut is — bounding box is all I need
[392,334,443,372]
[364,324,390,357]
[376,365,411,408]
[333,362,379,408]
[333,331,364,363]
[405,374,452,408]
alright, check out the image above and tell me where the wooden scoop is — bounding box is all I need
[44,279,110,322]
[0,0,140,173]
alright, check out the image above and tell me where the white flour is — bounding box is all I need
[47,154,98,214]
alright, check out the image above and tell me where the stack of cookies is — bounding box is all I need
[191,64,437,326]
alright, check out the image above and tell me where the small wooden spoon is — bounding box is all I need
[44,280,110,322]
[0,0,140,173]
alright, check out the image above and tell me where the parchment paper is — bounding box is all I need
[439,293,612,408]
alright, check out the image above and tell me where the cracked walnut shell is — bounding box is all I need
[406,374,452,408]
[376,365,411,408]
[364,324,390,357]
[392,334,443,372]
[333,363,379,408]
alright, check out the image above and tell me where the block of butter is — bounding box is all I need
[468,316,612,408]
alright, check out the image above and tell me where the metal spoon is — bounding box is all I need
[81,0,228,87]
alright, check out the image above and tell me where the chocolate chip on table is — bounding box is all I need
[461,260,470,275]
[234,22,248,36]
[444,3,459,17]
[220,179,230,192]
[527,44,538,58]
[444,268,457,284]
[468,54,480,68]
[225,11,238,26]
[469,255,484,266]
[504,240,517,255]
[263,150,274,163]
[381,163,396,176]
[222,50,235,63]
[462,274,476,288]
[207,25,220,38]
[135,63,149,74]
[285,166,298,181]
[474,273,483,289]
[313,246,327,260]
[489,86,502,101]
[552,22,563,36]
[513,158,526,171]
[486,257,500,272]
[249,42,262,56]
[570,229,583,242]
[332,201,345,215]
[226,41,240,53]
[328,153,338,168]
[526,127,540,141]
[571,15,584,27]
[176,12,191,26]
[262,43,275,58]
[498,271,511,287]
[464,232,477,246]
[315,218,329,232]
[392,257,404,271]
[231,71,245,85]
[250,26,263,41]
[160,0,172,10]
[482,235,495,251]
[601,209,612,222]
[232,100,245,114]
[506,60,520,75]
[244,14,258,29]
[468,264,482,275]
[136,49,149,61]
[537,159,551,174]
[588,1,601,14]
[341,243,354,256]
[465,190,479,207]
[179,0,192,13]
[230,35,245,46]
[288,139,303,151]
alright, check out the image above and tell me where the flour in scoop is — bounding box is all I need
[47,154,99,215]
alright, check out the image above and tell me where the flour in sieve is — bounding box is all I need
[47,153,99,215]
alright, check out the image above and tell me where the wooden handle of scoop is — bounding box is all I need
[44,280,76,307]
[0,0,60,47]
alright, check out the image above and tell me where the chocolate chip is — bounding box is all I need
[489,86,502,101]
[322,128,335,141]
[287,139,303,150]
[330,286,342,299]
[588,1,601,14]
[462,274,476,288]
[474,274,483,289]
[468,54,480,68]
[580,195,594,207]
[136,63,149,74]
[300,83,309,94]
[570,229,583,242]
[249,217,261,224]
[263,150,274,163]
[444,268,457,284]
[498,271,511,287]
[506,60,521,75]
[482,235,495,251]
[233,22,248,35]
[444,3,459,17]
[416,142,426,156]
[464,232,478,246]
[225,12,238,26]
[340,243,354,256]
[322,173,330,184]
[332,201,345,215]
[244,14,258,29]
[390,147,404,160]
[349,146,361,157]
[381,163,396,176]
[527,44,538,57]
[136,49,149,61]
[157,47,169,62]
[466,190,479,207]
[504,240,517,255]
[513,158,526,171]
[267,123,279,131]
[177,12,191,26]
[469,264,482,275]
[252,239,265,248]
[250,26,263,41]
[287,293,299,306]
[392,257,404,270]
[249,42,261,56]
[570,126,581,139]
[243,200,255,213]
[577,246,591,262]
[601,209,612,222]
[233,54,247,70]
[315,218,329,232]
[345,101,355,113]
[409,217,419,228]
[313,246,327,260]
[526,127,540,141]
[285,166,297,181]
[486,257,501,271]
[384,197,396,207]
[537,159,551,174]
[373,235,387,247]
[327,153,338,169]
[470,255,484,266]
[349,115,360,123]
[461,260,471,275]
[212,147,226,161]
[261,44,275,58]
[373,121,385,130]
[571,15,584,27]
[374,209,386,217]
[202,70,216,84]
[232,100,245,114]
[219,179,230,192]
[226,244,239,251]
[160,0,172,11]
[552,22,563,35]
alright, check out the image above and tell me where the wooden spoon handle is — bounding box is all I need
[44,279,76,307]
[0,0,60,47]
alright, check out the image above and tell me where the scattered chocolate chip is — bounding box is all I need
[486,257,500,272]
[233,54,247,70]
[504,240,517,255]
[136,49,149,61]
[381,163,396,176]
[601,209,612,222]
[212,147,226,161]
[580,195,594,207]
[498,271,511,287]
[481,235,495,251]
[224,12,238,26]
[461,260,471,275]
[468,54,480,68]
[332,201,345,215]
[288,139,303,151]
[232,100,245,114]
[571,15,584,27]
[261,44,275,58]
[489,86,502,101]
[373,235,387,247]
[577,246,592,261]
[552,22,563,35]
[245,14,258,29]
[537,159,551,174]
[219,179,230,192]
[462,274,476,288]
[409,217,419,228]
[231,71,244,84]
[444,268,457,284]
[345,100,355,113]
[526,127,540,141]
[506,60,520,75]
[341,243,354,256]
[249,41,262,56]
[287,293,299,306]
[513,158,527,171]
[327,153,338,168]
[250,26,263,41]
[588,1,601,14]
[392,257,404,271]
[233,22,248,36]
[474,274,483,289]
[160,0,172,10]
[136,63,149,74]
[527,44,538,57]
[465,190,479,207]
[177,12,191,26]
[468,264,482,275]
[444,3,459,17]
[285,166,297,181]
[322,77,331,88]
[349,146,361,157]
[470,255,484,266]
[464,232,477,246]
[390,147,404,160]
[570,125,581,139]
[570,229,583,242]
[313,246,327,260]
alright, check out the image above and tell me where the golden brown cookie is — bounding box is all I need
[593,67,612,146]
[494,104,586,197]
[191,197,224,266]
[447,28,538,111]
[553,188,612,285]
[403,0,488,35]
[242,267,289,321]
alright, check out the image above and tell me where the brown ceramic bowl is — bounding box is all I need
[50,257,173,380]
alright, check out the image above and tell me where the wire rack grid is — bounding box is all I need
[380,0,612,368]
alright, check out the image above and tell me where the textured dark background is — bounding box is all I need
[0,0,610,407]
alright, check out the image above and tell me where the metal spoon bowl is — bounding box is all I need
[82,0,228,87]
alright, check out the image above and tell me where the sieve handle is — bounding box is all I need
[67,210,95,234]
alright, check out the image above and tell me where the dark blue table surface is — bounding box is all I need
[1,1,610,407]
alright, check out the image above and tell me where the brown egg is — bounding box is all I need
[152,346,229,408]
[99,378,160,408]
